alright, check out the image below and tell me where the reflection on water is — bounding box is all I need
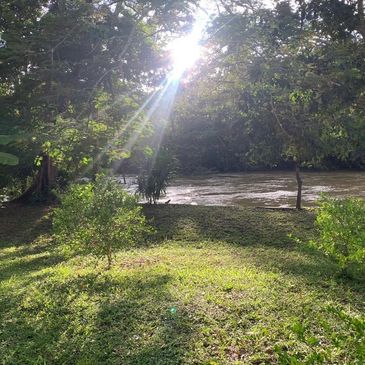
[120,171,365,208]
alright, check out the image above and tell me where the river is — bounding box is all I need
[122,171,365,208]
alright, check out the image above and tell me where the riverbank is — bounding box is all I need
[1,205,364,364]
[121,171,365,208]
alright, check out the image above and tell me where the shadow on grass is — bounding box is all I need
[0,251,63,280]
[0,205,66,284]
[0,205,52,248]
[0,271,196,365]
[1,204,365,363]
[144,204,315,248]
[144,205,365,300]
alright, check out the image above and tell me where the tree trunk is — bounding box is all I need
[107,250,112,270]
[358,0,365,38]
[295,163,303,210]
[10,154,57,204]
[91,161,99,181]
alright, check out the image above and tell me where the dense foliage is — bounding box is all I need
[2,2,365,363]
[1,1,365,205]
[168,0,365,174]
[1,1,365,201]
[312,196,365,275]
[53,177,152,268]
[0,0,196,199]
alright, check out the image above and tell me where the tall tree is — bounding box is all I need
[0,0,197,201]
[170,0,365,208]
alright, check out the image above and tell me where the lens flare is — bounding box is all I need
[169,12,208,80]
[80,9,210,179]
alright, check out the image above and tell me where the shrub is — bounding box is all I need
[312,196,365,275]
[53,176,152,268]
[137,150,176,204]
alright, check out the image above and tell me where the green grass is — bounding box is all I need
[0,205,364,364]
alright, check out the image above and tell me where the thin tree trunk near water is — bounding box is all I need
[358,0,365,38]
[295,163,303,210]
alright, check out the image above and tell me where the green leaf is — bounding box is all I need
[143,146,154,157]
[0,152,19,165]
[307,336,320,346]
[0,135,15,145]
[0,134,28,145]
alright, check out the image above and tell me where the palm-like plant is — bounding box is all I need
[136,150,176,204]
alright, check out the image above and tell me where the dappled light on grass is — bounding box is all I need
[1,205,365,363]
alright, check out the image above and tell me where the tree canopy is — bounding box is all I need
[168,0,365,174]
[0,0,196,197]
[1,0,365,202]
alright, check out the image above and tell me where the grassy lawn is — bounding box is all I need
[0,205,364,364]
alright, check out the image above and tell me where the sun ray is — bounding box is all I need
[79,9,210,179]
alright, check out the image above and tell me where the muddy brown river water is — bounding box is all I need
[123,171,365,208]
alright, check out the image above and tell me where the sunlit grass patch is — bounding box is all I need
[0,205,364,364]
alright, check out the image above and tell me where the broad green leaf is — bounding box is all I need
[0,135,15,145]
[143,146,154,157]
[0,152,19,165]
[0,134,28,145]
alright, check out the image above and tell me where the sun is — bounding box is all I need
[170,35,202,77]
[168,11,209,80]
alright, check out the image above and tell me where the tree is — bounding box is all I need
[0,0,197,201]
[170,0,365,208]
[53,176,152,269]
[297,0,365,40]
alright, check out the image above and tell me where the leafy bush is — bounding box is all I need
[53,176,152,268]
[312,196,365,275]
[137,150,176,204]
